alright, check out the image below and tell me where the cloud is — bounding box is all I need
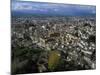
[12,1,33,10]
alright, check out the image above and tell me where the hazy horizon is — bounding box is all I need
[11,1,96,16]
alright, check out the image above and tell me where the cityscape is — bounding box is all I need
[11,1,96,74]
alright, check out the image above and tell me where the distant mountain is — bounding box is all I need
[11,1,96,17]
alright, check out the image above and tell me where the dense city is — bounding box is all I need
[11,16,96,74]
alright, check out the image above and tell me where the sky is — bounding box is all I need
[12,0,96,5]
[11,0,96,16]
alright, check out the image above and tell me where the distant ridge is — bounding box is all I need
[11,1,96,17]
